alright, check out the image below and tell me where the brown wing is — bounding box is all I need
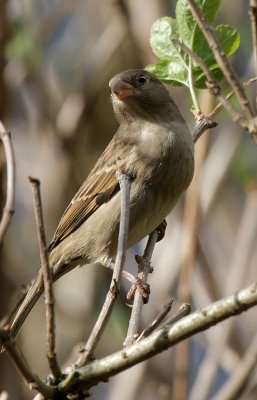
[48,134,133,251]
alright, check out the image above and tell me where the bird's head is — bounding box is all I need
[109,69,183,126]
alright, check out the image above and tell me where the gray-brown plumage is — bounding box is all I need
[10,69,194,338]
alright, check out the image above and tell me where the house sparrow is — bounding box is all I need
[9,69,194,338]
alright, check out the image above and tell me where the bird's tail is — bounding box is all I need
[8,261,78,340]
[9,270,44,340]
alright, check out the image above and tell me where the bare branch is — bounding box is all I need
[29,177,61,381]
[0,122,15,244]
[0,329,55,398]
[124,230,159,347]
[74,172,131,367]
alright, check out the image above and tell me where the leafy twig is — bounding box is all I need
[172,38,244,124]
[186,0,255,125]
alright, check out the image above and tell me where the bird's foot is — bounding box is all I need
[126,278,150,304]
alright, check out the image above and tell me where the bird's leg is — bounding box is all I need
[155,219,167,242]
[126,254,152,304]
[106,261,150,303]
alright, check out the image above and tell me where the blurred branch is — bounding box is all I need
[173,90,211,400]
[186,0,255,128]
[0,123,15,245]
[190,190,257,400]
[211,331,257,400]
[59,282,257,394]
[29,177,61,382]
[74,172,131,367]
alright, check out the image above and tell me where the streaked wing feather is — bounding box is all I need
[49,136,131,251]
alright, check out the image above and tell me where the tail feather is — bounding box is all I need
[9,261,80,339]
[10,271,44,339]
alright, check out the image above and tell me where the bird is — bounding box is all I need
[9,69,194,339]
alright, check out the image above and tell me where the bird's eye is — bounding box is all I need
[137,75,148,85]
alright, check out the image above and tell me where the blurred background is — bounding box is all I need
[0,0,257,399]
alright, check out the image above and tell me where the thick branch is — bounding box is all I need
[58,282,257,394]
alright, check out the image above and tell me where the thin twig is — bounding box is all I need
[172,38,244,124]
[58,281,257,394]
[249,0,257,100]
[74,172,131,367]
[186,0,255,125]
[164,303,191,326]
[135,300,173,342]
[0,329,55,398]
[124,230,159,347]
[29,177,61,381]
[0,122,15,245]
[209,77,257,118]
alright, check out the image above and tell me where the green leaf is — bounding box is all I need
[193,65,223,88]
[176,0,221,48]
[150,17,181,60]
[192,24,240,68]
[215,24,240,57]
[145,60,188,86]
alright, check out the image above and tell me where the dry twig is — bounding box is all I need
[135,299,173,342]
[29,177,61,381]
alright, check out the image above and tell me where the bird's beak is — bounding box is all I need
[110,80,135,100]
